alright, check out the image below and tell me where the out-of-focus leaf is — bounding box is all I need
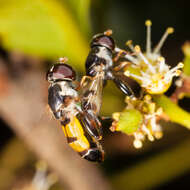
[0,0,89,70]
[62,0,91,36]
[111,139,190,190]
[117,109,142,134]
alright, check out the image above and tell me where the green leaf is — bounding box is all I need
[0,0,89,70]
[153,95,190,129]
[117,109,142,134]
[63,0,91,37]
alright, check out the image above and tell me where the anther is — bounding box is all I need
[178,62,184,68]
[125,40,136,53]
[155,131,163,139]
[133,139,143,149]
[167,27,174,34]
[126,40,133,46]
[134,45,155,73]
[134,45,141,53]
[145,20,152,26]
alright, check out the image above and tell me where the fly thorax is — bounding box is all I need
[63,101,79,117]
[58,81,78,97]
[96,46,113,68]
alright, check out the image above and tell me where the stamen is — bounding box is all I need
[155,131,163,139]
[124,71,142,80]
[142,125,154,141]
[145,20,152,55]
[141,71,151,78]
[154,124,163,139]
[133,139,143,149]
[156,107,163,116]
[134,45,156,73]
[164,62,183,82]
[124,54,139,65]
[157,57,166,72]
[126,40,136,53]
[167,62,184,75]
[153,27,174,54]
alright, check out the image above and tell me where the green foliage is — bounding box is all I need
[0,0,89,70]
[63,0,92,36]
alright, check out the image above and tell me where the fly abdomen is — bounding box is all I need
[61,116,104,162]
[81,110,102,140]
[80,148,104,162]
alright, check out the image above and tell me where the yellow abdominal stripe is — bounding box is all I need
[62,116,90,152]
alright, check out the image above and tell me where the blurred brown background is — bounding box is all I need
[0,0,190,189]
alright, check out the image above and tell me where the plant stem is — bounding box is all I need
[153,95,190,129]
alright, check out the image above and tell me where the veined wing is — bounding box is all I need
[81,71,104,115]
[80,72,104,140]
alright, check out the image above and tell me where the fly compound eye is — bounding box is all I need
[91,34,115,51]
[46,64,76,82]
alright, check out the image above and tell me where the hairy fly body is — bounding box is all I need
[81,30,134,141]
[46,58,104,162]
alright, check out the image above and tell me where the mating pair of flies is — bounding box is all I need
[46,30,134,162]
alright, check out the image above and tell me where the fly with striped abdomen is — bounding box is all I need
[81,30,134,141]
[46,57,104,162]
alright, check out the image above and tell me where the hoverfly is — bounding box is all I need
[81,30,134,140]
[46,57,104,162]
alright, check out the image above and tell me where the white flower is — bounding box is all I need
[115,20,184,94]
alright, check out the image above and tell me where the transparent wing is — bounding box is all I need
[81,72,104,115]
[80,72,104,140]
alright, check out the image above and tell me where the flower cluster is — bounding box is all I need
[111,95,163,148]
[112,20,184,148]
[116,20,183,94]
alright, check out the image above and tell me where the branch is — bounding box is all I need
[153,95,190,129]
[0,65,111,190]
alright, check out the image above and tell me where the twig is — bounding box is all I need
[0,64,111,190]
